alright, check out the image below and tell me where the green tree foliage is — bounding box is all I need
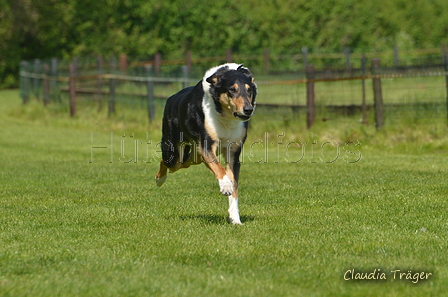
[1,0,448,88]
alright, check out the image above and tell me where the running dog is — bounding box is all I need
[155,63,257,224]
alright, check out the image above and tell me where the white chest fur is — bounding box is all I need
[202,96,245,146]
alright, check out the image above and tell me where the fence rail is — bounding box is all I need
[19,47,448,128]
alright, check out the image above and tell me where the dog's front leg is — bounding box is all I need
[224,144,242,225]
[201,142,233,196]
[226,171,241,225]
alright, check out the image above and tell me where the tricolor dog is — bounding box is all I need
[155,63,257,224]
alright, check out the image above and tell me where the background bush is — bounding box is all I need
[1,0,448,88]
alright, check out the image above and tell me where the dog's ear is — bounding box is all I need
[237,64,254,83]
[237,64,251,75]
[206,65,229,86]
[206,74,219,85]
[250,82,257,105]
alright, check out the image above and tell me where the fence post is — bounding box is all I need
[33,59,41,100]
[442,43,447,65]
[119,53,128,73]
[361,54,368,124]
[97,55,103,112]
[109,55,116,116]
[69,62,76,117]
[20,61,30,104]
[393,46,399,69]
[186,50,192,74]
[263,48,270,73]
[439,45,448,126]
[154,53,161,75]
[43,64,50,106]
[226,48,232,63]
[145,65,155,122]
[306,64,315,129]
[344,47,351,72]
[51,58,58,102]
[72,57,78,75]
[445,54,448,126]
[181,65,189,89]
[372,58,384,129]
[302,47,308,69]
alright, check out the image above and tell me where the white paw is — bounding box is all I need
[218,175,233,196]
[228,214,242,225]
[155,175,167,187]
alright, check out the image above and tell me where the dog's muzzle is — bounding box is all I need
[233,105,254,121]
[243,106,254,116]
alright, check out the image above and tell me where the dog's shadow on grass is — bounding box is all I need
[178,214,255,225]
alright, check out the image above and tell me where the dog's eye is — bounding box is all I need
[229,87,237,93]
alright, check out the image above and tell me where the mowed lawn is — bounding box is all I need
[1,90,447,296]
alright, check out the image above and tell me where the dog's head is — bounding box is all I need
[204,64,257,121]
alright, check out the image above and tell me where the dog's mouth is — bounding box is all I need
[233,112,251,121]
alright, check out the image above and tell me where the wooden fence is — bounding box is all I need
[19,47,448,128]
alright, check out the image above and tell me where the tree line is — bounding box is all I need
[1,0,448,88]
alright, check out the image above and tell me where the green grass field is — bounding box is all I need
[1,89,447,296]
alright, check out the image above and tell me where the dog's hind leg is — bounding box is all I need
[155,137,178,186]
[155,160,168,187]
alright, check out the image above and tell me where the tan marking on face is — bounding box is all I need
[234,84,252,114]
[219,83,252,117]
[233,95,246,113]
[219,93,232,111]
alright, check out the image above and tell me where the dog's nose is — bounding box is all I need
[243,106,253,116]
